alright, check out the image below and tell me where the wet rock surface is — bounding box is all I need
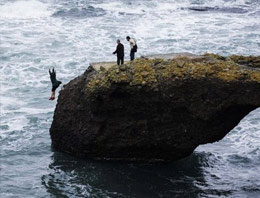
[50,54,260,162]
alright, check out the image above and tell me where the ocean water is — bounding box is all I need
[0,0,260,197]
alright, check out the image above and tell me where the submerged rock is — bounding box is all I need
[50,53,260,162]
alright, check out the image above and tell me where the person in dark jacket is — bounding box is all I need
[113,39,124,65]
[49,68,62,100]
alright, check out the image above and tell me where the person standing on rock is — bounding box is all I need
[126,36,137,61]
[113,39,124,65]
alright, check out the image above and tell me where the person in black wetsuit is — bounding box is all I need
[113,39,124,65]
[49,68,62,100]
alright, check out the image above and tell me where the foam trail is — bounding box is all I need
[0,0,51,19]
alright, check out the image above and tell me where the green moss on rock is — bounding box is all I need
[85,54,260,99]
[229,55,260,68]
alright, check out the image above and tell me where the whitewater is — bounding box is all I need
[0,0,260,197]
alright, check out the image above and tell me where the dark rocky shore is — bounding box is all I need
[50,53,260,162]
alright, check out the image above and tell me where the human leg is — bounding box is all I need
[49,91,55,100]
[130,51,135,61]
[120,56,124,65]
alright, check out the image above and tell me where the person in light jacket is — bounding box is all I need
[126,36,137,61]
[113,39,124,65]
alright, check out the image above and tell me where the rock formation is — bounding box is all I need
[50,53,260,162]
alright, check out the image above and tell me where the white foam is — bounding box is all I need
[0,0,51,19]
[196,108,260,161]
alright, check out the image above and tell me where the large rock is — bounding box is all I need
[50,53,260,162]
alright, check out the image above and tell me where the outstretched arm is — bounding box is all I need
[113,45,119,54]
[52,68,56,77]
[49,68,57,83]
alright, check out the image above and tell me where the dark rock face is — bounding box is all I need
[50,54,260,162]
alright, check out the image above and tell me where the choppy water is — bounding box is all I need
[0,0,260,197]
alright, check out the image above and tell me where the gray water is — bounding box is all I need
[0,0,260,197]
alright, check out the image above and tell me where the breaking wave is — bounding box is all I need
[52,6,106,18]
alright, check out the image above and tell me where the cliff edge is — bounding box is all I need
[50,53,260,162]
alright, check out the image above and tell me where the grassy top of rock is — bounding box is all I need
[85,54,260,98]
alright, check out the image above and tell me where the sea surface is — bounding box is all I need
[0,0,260,197]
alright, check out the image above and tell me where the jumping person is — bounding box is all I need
[113,39,124,65]
[126,36,137,61]
[49,68,62,100]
